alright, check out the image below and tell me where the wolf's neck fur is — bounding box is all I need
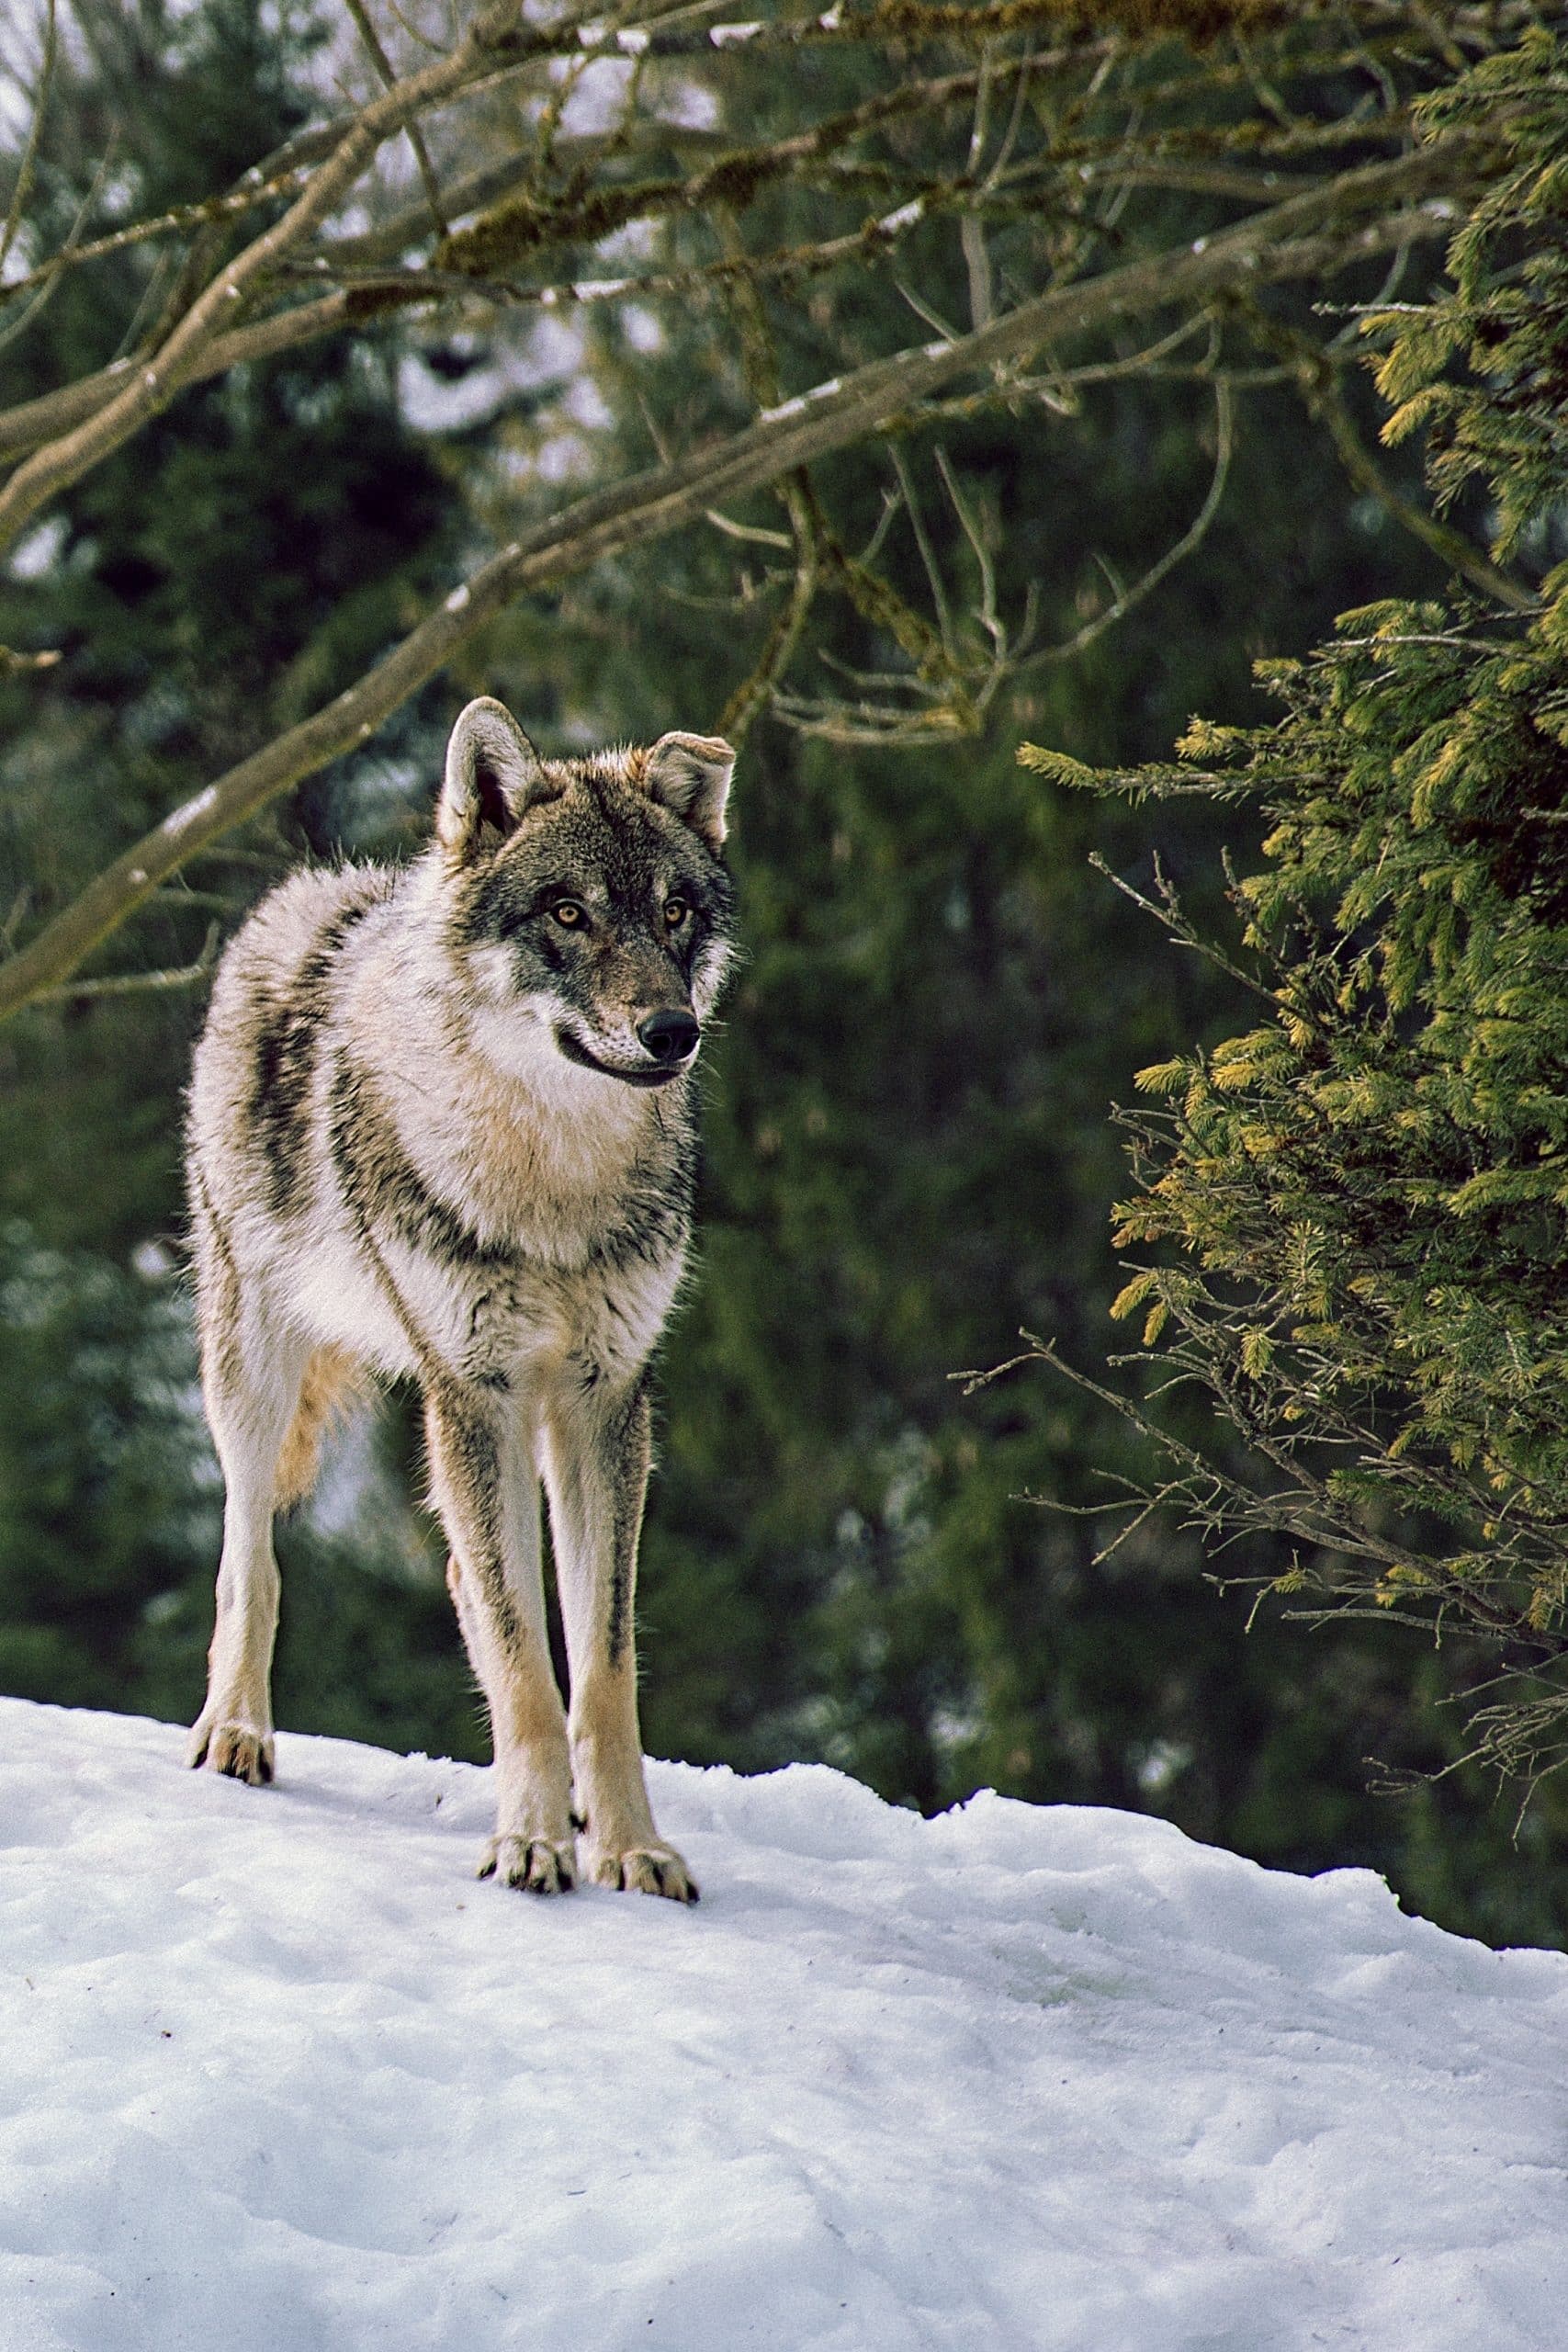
[341,865,688,1262]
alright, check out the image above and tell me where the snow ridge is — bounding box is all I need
[2,1698,1563,2350]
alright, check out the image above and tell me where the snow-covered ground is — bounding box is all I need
[3,1698,1564,2352]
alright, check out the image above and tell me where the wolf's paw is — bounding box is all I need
[478,1835,577,1895]
[587,1842,699,1904]
[187,1721,275,1785]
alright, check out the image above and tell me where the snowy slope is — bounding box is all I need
[2,1699,1564,2352]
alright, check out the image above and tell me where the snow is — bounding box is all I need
[3,1698,1565,2352]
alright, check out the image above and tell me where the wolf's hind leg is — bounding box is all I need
[426,1387,576,1894]
[187,1314,310,1787]
[543,1375,697,1904]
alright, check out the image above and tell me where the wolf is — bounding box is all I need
[184,695,738,1903]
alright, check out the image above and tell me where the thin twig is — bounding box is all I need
[1257,316,1540,614]
[1087,850,1279,1004]
[1023,375,1235,669]
[344,0,450,239]
[0,0,56,281]
[718,475,822,749]
[0,132,118,363]
[28,922,221,1003]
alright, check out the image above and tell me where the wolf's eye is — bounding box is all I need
[663,898,688,930]
[551,900,586,928]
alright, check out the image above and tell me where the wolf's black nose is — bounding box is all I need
[638,1009,700,1063]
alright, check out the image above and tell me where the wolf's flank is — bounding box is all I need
[185,696,738,1903]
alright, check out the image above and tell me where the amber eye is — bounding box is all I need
[552,900,586,928]
[663,898,688,930]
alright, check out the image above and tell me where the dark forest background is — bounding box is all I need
[4,0,1562,1949]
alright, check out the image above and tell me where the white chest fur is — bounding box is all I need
[312,976,693,1396]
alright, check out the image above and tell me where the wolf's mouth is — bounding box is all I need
[554,1028,691,1087]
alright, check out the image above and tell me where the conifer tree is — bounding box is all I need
[1018,29,1568,1798]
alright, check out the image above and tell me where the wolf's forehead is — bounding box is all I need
[536,778,688,874]
[478,780,695,910]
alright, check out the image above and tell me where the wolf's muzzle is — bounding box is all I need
[554,1023,694,1085]
[637,1009,700,1064]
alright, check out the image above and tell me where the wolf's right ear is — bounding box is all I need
[437,697,553,860]
[644,732,735,853]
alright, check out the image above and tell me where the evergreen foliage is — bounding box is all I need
[1019,30,1568,1797]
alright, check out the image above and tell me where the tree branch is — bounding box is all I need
[0,129,1500,1021]
[0,0,56,284]
[0,293,360,463]
[27,922,220,1003]
[0,6,546,558]
[1259,317,1540,613]
[344,0,449,241]
[1024,375,1235,668]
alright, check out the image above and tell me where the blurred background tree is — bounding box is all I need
[1,0,1561,1944]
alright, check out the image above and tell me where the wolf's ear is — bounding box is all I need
[437,697,551,860]
[644,732,735,854]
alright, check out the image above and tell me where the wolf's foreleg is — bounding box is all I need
[187,1313,310,1787]
[425,1385,576,1894]
[542,1374,698,1904]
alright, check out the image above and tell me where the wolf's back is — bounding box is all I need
[188,860,395,1220]
[185,861,398,1508]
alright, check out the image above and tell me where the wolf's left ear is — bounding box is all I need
[438,697,552,859]
[644,732,735,854]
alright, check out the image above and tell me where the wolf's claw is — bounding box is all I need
[187,1722,275,1785]
[479,1835,577,1894]
[589,1844,699,1903]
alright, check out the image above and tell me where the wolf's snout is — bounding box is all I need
[637,1009,700,1064]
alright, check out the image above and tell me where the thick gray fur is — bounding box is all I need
[185,696,738,1903]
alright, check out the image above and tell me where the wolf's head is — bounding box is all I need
[432,696,738,1091]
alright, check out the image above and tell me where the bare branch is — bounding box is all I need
[1,888,32,954]
[773,444,1036,743]
[1249,315,1540,613]
[0,5,541,558]
[0,133,119,364]
[0,23,1438,469]
[0,0,56,282]
[344,0,450,239]
[321,125,734,271]
[0,152,315,311]
[0,292,357,462]
[717,475,822,748]
[1023,373,1235,668]
[1086,851,1280,1003]
[28,922,221,1004]
[0,50,1022,467]
[0,128,1503,1021]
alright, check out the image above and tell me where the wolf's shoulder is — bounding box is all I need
[215,860,398,996]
